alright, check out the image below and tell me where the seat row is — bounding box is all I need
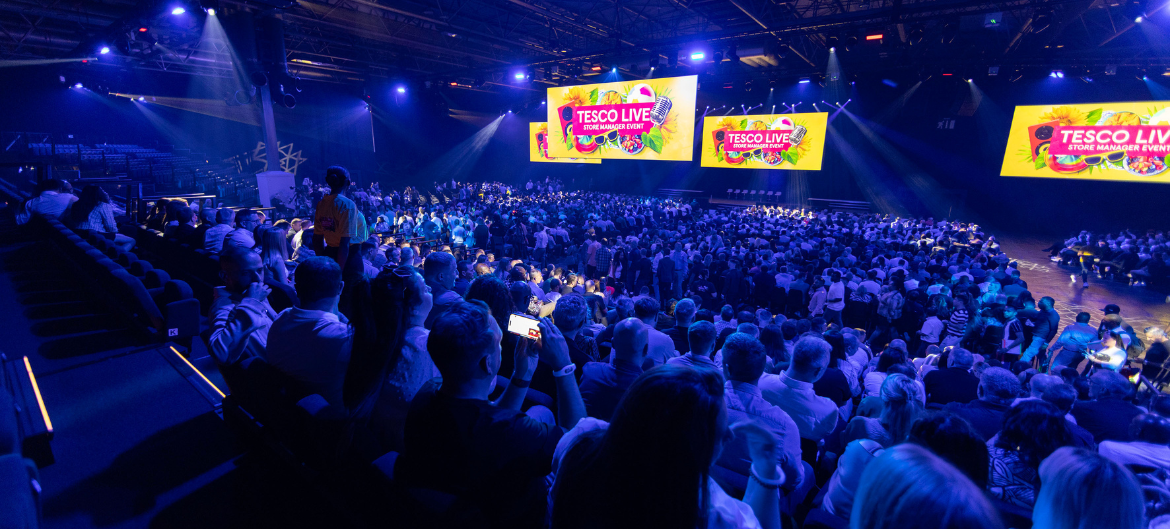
[38,216,201,342]
[727,189,783,203]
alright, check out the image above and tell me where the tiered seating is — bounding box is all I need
[35,216,201,342]
[128,227,298,315]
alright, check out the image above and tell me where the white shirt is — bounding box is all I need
[826,281,846,311]
[759,371,840,441]
[264,307,353,408]
[1100,441,1170,469]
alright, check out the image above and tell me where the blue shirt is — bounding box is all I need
[716,381,805,491]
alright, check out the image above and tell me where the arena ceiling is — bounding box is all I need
[0,0,1166,90]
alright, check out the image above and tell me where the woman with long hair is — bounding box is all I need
[1032,447,1145,529]
[343,265,434,453]
[258,225,291,285]
[70,184,135,252]
[1086,330,1128,372]
[844,373,925,447]
[759,324,788,374]
[551,365,786,529]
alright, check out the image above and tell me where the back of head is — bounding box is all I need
[723,332,766,382]
[997,400,1074,468]
[464,274,512,329]
[553,293,588,332]
[880,373,926,443]
[633,295,659,322]
[1029,374,1062,398]
[552,365,725,529]
[735,322,760,338]
[1034,447,1144,529]
[325,165,350,191]
[1131,413,1170,444]
[427,300,497,384]
[423,250,455,280]
[1042,384,1078,415]
[674,298,696,323]
[294,256,343,304]
[949,347,974,369]
[790,335,830,380]
[1090,370,1133,400]
[177,206,194,225]
[615,297,635,319]
[909,411,991,488]
[979,367,1022,404]
[686,320,717,355]
[720,305,734,321]
[613,318,649,363]
[201,207,217,224]
[852,444,1004,529]
[216,208,236,225]
[736,311,757,326]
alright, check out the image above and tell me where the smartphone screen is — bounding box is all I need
[507,313,541,341]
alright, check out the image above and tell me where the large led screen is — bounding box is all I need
[1001,101,1170,183]
[699,112,828,170]
[546,75,698,161]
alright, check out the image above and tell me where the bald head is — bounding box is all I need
[1028,374,1062,398]
[612,317,648,364]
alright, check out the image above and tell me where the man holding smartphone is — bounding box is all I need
[398,301,585,527]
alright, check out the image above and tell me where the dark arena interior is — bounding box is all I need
[1,0,1170,528]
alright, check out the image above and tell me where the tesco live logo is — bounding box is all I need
[1049,125,1170,156]
[724,131,793,152]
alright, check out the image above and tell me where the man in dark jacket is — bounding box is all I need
[944,367,1020,440]
[923,347,981,406]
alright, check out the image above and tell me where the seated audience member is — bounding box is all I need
[204,208,235,253]
[17,178,76,224]
[258,225,291,286]
[69,184,135,252]
[943,366,1021,441]
[208,247,277,365]
[1033,447,1145,529]
[224,207,261,249]
[666,320,719,372]
[1041,383,1097,448]
[340,265,438,452]
[987,400,1076,509]
[579,318,646,421]
[922,347,979,406]
[1014,373,1062,406]
[818,435,885,522]
[759,335,840,442]
[165,205,197,241]
[907,411,990,488]
[1098,413,1170,469]
[633,295,678,367]
[529,294,599,398]
[190,207,216,247]
[662,298,696,354]
[852,444,1005,529]
[1071,370,1144,442]
[264,257,352,408]
[863,346,909,398]
[397,302,585,527]
[715,333,805,499]
[844,373,924,447]
[594,296,634,345]
[422,250,462,329]
[551,365,787,529]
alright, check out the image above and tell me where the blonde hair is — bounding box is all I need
[1033,447,1145,529]
[879,373,926,444]
[852,444,1003,529]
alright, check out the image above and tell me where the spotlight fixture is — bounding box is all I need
[798,78,810,84]
[515,72,526,80]
[397,87,406,93]
[1135,15,1143,22]
[541,101,546,104]
[206,7,215,15]
[967,78,973,82]
[138,27,149,32]
[100,46,110,54]
[171,7,186,15]
[1049,70,1064,78]
[690,51,705,61]
[138,96,145,101]
[74,83,83,88]
[829,47,836,53]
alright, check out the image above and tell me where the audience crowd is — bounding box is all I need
[21,165,1168,528]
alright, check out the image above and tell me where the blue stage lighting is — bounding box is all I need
[690,52,705,61]
[171,7,186,15]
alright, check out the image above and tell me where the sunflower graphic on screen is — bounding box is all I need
[555,81,680,155]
